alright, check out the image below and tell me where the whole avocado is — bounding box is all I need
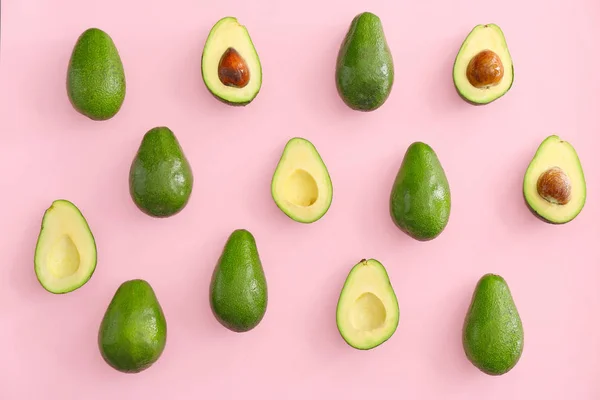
[390,142,451,241]
[209,229,268,333]
[66,28,126,120]
[129,126,194,218]
[462,273,524,375]
[98,279,167,373]
[335,12,394,111]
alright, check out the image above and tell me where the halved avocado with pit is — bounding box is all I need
[336,259,399,350]
[201,16,262,106]
[453,24,514,105]
[523,135,586,224]
[34,199,97,294]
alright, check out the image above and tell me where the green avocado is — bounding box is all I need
[129,126,194,218]
[462,273,524,376]
[67,28,126,120]
[209,229,268,332]
[336,259,399,350]
[201,17,262,106]
[34,199,97,294]
[523,135,586,224]
[390,142,451,241]
[98,279,167,373]
[271,137,333,224]
[335,12,394,111]
[453,24,514,105]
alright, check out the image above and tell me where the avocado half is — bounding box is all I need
[271,137,333,224]
[34,199,97,294]
[453,24,514,105]
[523,135,586,224]
[336,259,399,350]
[201,17,262,106]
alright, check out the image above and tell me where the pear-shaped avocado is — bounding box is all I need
[129,126,194,218]
[98,279,167,373]
[271,137,333,224]
[335,12,394,111]
[389,142,451,241]
[67,28,126,120]
[201,17,262,106]
[209,229,268,332]
[336,259,399,350]
[453,24,514,105]
[462,273,524,376]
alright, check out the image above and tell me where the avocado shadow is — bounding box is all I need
[173,27,212,114]
[191,231,231,335]
[306,259,356,357]
[245,140,293,225]
[426,34,469,114]
[301,27,353,119]
[497,146,537,229]
[431,279,476,379]
[9,210,47,302]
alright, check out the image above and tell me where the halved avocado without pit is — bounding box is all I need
[34,200,97,294]
[336,259,399,350]
[201,17,262,106]
[271,137,333,223]
[453,24,514,105]
[523,135,586,224]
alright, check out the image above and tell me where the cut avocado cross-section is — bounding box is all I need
[34,199,97,294]
[271,137,333,223]
[336,259,399,350]
[202,16,262,105]
[453,24,514,105]
[523,135,586,224]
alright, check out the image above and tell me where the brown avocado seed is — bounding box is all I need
[537,167,571,205]
[466,50,504,88]
[218,47,250,88]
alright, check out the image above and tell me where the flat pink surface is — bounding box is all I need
[2,0,600,398]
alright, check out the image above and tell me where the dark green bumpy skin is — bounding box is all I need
[129,127,194,218]
[462,274,524,376]
[98,279,167,373]
[210,229,268,333]
[335,12,394,111]
[67,28,126,120]
[390,142,451,241]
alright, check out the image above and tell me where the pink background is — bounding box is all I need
[2,0,600,398]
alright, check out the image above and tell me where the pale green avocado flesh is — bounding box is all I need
[201,17,262,105]
[453,24,514,105]
[34,200,97,294]
[523,135,586,224]
[336,259,399,350]
[271,137,333,223]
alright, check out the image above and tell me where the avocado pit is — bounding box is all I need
[218,47,250,88]
[537,167,571,205]
[466,50,504,88]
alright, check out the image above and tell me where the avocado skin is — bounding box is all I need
[463,274,524,376]
[67,28,126,120]
[129,127,193,218]
[210,229,268,333]
[390,142,451,241]
[335,12,394,111]
[98,279,167,373]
